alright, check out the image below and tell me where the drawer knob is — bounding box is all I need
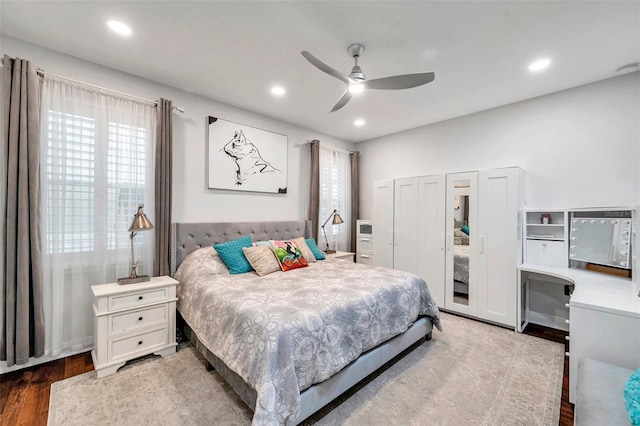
[138,316,143,321]
[138,341,143,345]
[565,352,570,357]
[565,336,570,341]
[138,296,143,301]
[565,319,570,324]
[564,303,570,308]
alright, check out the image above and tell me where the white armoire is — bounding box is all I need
[372,167,524,328]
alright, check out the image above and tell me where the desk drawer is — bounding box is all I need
[109,305,168,337]
[526,240,565,267]
[109,327,168,361]
[109,288,168,311]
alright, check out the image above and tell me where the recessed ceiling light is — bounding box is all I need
[271,86,285,96]
[348,84,365,94]
[529,58,551,72]
[107,20,132,36]
[354,119,365,127]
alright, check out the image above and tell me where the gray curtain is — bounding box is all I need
[308,140,320,241]
[154,98,173,277]
[1,55,45,366]
[350,151,360,252]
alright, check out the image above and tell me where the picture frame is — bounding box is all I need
[207,116,288,194]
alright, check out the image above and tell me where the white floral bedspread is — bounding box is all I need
[175,247,441,425]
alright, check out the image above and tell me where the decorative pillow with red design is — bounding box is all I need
[269,239,309,271]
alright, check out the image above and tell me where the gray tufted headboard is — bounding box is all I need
[170,220,312,275]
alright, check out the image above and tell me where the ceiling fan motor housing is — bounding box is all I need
[349,65,366,82]
[347,44,367,81]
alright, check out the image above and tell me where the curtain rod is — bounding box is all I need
[313,141,354,155]
[36,69,185,113]
[1,58,184,113]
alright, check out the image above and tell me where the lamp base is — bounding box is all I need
[117,275,150,285]
[324,249,337,254]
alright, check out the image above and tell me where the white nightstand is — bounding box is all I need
[91,276,179,378]
[326,251,356,262]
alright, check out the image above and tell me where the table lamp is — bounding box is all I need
[118,205,154,285]
[321,209,344,254]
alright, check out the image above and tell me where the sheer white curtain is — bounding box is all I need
[319,146,351,251]
[40,76,156,358]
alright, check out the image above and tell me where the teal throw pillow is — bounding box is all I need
[213,235,253,274]
[461,224,470,236]
[624,368,640,426]
[305,238,326,260]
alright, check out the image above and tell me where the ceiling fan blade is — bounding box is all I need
[301,51,350,85]
[364,72,435,90]
[330,90,353,113]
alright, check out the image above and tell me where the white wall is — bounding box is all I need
[358,73,640,219]
[2,36,354,223]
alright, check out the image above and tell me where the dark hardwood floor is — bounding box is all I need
[0,352,94,426]
[522,322,574,426]
[1,324,573,426]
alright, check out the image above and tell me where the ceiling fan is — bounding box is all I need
[301,44,435,113]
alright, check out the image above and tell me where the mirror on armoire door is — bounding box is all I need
[451,180,471,306]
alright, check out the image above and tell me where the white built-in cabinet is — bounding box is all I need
[476,168,524,326]
[372,167,524,328]
[524,210,568,267]
[394,178,419,274]
[417,175,446,307]
[372,180,394,269]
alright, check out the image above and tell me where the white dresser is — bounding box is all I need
[91,276,179,378]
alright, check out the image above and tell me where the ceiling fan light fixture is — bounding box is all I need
[354,119,366,127]
[348,83,365,94]
[270,86,285,96]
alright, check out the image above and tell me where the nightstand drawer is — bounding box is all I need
[357,237,373,252]
[109,288,168,311]
[109,305,168,337]
[109,327,168,361]
[357,252,373,265]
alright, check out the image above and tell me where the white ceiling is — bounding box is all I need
[1,1,639,143]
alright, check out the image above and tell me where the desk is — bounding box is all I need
[518,263,640,403]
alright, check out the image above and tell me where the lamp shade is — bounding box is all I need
[128,205,154,231]
[332,212,344,225]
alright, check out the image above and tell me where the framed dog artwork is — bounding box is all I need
[207,116,288,194]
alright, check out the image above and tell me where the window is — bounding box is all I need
[319,146,351,251]
[44,112,148,255]
[39,76,157,359]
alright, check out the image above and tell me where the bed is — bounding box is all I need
[171,221,441,425]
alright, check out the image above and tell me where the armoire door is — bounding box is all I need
[372,179,394,269]
[477,167,523,327]
[445,171,478,316]
[417,175,446,307]
[393,177,418,274]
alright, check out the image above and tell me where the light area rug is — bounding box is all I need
[48,312,564,425]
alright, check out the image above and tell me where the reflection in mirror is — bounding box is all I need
[452,193,470,306]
